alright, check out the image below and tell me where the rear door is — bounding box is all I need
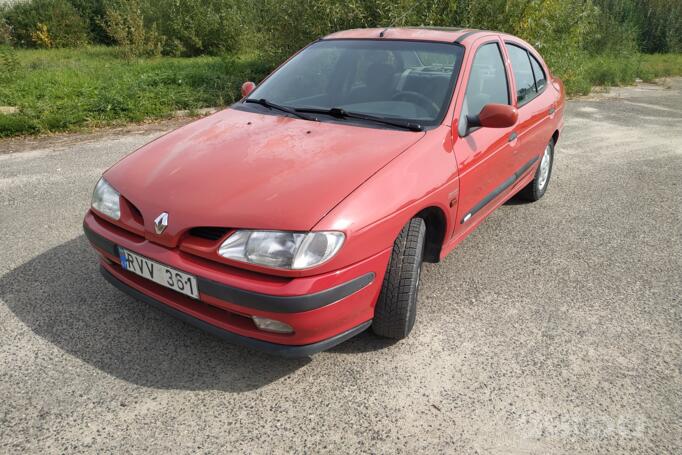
[504,42,556,171]
[452,38,517,236]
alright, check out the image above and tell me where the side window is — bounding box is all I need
[459,43,509,135]
[506,44,537,106]
[529,53,547,92]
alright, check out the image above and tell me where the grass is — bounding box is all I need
[1,46,681,138]
[564,53,682,96]
[0,46,272,137]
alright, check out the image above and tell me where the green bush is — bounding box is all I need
[66,0,111,45]
[3,0,89,48]
[247,0,374,59]
[146,0,243,57]
[100,0,163,58]
[0,17,12,45]
[0,45,20,79]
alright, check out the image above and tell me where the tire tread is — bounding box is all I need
[372,218,426,339]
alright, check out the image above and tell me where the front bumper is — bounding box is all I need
[101,266,372,357]
[84,211,389,354]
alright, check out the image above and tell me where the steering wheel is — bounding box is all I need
[391,91,440,117]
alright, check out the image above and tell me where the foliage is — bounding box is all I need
[145,0,243,57]
[31,23,52,48]
[592,0,682,53]
[100,0,163,58]
[2,0,89,48]
[67,0,111,45]
[0,45,20,79]
[2,0,681,56]
[0,16,12,45]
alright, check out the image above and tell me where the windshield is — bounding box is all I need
[243,39,464,128]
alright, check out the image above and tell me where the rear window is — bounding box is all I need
[529,53,547,92]
[506,44,537,106]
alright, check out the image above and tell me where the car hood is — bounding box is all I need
[105,108,424,238]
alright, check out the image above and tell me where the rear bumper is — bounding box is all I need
[84,211,389,353]
[101,266,372,357]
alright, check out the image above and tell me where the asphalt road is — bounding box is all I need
[1,79,681,454]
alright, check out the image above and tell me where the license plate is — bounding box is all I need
[119,247,199,299]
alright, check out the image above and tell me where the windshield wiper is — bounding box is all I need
[244,98,316,121]
[294,107,423,132]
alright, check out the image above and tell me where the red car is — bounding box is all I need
[84,27,564,356]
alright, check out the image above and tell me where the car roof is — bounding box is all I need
[323,27,500,44]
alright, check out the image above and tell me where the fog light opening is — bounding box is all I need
[252,316,294,334]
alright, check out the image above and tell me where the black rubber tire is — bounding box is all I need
[372,218,426,339]
[518,139,555,202]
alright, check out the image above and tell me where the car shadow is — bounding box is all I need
[327,329,398,354]
[504,195,531,206]
[0,236,310,392]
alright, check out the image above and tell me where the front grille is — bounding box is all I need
[188,226,230,241]
[126,200,144,225]
[129,203,143,219]
[115,197,145,236]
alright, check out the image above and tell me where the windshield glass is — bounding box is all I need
[244,39,464,127]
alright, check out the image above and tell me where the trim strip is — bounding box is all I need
[83,225,375,313]
[461,156,539,223]
[101,266,372,358]
[196,272,375,313]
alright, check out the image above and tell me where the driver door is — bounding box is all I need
[451,38,517,237]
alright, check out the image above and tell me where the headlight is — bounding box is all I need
[218,230,344,270]
[91,178,121,220]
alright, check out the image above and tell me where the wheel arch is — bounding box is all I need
[414,206,447,263]
[552,129,559,145]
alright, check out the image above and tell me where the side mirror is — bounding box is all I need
[241,81,256,98]
[468,103,518,130]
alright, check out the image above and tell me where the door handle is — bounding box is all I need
[508,132,518,142]
[548,107,556,115]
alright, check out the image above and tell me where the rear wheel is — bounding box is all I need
[372,218,426,339]
[518,139,554,201]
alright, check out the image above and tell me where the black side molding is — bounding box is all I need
[101,266,372,358]
[84,224,374,313]
[461,156,539,224]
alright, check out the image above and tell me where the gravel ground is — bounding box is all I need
[1,79,681,454]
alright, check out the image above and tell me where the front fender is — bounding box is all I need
[314,125,460,268]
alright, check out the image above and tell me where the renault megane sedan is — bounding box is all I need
[84,27,565,357]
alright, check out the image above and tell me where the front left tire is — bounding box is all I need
[372,218,426,340]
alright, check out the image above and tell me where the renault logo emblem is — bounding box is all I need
[154,212,169,234]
